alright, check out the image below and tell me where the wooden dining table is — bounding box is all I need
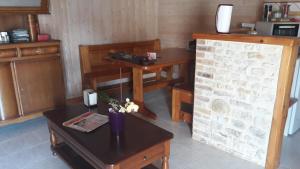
[108,48,195,119]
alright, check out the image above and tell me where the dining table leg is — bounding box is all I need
[133,67,144,103]
[132,67,157,119]
[180,63,189,84]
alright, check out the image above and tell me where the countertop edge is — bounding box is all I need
[192,33,300,47]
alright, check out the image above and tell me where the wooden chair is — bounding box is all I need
[79,39,164,90]
[171,84,194,123]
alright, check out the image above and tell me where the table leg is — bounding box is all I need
[162,156,169,169]
[162,140,170,169]
[180,63,189,84]
[171,88,181,122]
[166,66,173,81]
[132,67,157,119]
[50,129,58,147]
[49,128,58,156]
[133,67,144,103]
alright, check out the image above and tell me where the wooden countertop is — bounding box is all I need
[192,33,300,47]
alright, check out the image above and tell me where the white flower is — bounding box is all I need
[109,97,139,113]
[119,106,126,113]
[125,102,139,113]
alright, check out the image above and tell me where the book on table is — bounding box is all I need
[63,112,108,132]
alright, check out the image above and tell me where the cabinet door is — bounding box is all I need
[14,56,65,115]
[0,63,19,120]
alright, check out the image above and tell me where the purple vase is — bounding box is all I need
[108,111,125,134]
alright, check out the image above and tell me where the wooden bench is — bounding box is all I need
[79,39,162,90]
[172,84,194,123]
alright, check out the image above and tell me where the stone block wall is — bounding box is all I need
[192,39,283,166]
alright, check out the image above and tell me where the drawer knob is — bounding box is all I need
[35,48,43,54]
[143,156,147,161]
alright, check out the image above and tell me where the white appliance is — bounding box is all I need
[83,89,98,107]
[216,4,233,33]
[256,21,300,136]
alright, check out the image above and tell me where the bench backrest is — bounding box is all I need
[79,39,161,75]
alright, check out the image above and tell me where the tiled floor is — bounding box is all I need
[0,89,298,169]
[280,130,300,169]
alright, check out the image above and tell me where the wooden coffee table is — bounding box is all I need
[44,104,173,169]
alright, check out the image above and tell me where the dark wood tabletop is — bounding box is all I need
[108,48,195,71]
[44,104,173,166]
[105,48,195,120]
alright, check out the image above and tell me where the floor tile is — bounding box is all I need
[0,89,298,169]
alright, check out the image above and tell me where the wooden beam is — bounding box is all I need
[265,45,298,169]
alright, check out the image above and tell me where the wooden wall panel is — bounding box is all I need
[158,0,263,48]
[39,0,159,98]
[39,0,261,98]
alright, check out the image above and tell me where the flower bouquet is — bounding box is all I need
[99,92,139,133]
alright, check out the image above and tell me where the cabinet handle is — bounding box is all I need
[143,156,147,161]
[35,48,43,54]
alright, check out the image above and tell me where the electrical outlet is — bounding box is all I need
[241,23,255,29]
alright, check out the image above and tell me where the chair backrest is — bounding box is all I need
[79,39,161,75]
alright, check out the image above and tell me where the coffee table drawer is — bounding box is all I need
[120,143,164,169]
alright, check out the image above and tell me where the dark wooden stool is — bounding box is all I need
[171,84,194,123]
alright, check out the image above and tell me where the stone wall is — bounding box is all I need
[192,39,283,166]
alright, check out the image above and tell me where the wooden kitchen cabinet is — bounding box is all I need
[0,41,65,126]
[14,56,65,115]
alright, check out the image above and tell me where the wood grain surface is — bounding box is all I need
[265,46,299,169]
[39,0,264,98]
[44,104,173,169]
[0,14,28,32]
[0,62,19,120]
[39,0,159,98]
[14,56,65,115]
[0,41,65,126]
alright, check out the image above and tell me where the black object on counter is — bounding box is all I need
[110,52,156,66]
[132,56,155,65]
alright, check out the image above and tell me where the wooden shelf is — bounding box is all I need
[0,40,60,49]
